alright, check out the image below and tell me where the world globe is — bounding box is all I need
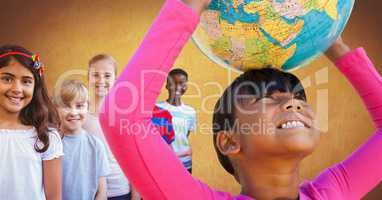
[192,0,355,71]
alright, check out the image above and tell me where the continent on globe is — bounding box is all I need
[243,0,305,46]
[200,11,223,40]
[207,18,297,69]
[302,0,339,20]
[270,0,305,19]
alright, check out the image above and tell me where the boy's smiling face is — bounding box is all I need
[166,74,188,98]
[58,98,88,134]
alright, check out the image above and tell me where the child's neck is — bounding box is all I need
[61,127,85,136]
[0,109,29,129]
[238,158,302,200]
[166,96,182,106]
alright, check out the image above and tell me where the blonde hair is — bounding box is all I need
[88,54,118,76]
[52,79,88,107]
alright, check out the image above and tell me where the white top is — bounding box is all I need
[156,101,196,169]
[83,113,131,197]
[0,127,63,200]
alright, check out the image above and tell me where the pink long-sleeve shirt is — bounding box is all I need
[99,0,382,199]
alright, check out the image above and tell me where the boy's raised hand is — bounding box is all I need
[181,0,211,15]
[325,36,352,63]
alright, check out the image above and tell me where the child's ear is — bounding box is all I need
[165,80,170,90]
[216,131,241,156]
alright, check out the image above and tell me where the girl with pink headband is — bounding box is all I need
[0,45,63,199]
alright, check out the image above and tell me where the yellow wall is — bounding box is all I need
[1,0,381,199]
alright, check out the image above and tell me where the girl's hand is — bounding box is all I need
[181,0,211,15]
[325,36,352,63]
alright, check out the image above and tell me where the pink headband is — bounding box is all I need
[0,51,45,76]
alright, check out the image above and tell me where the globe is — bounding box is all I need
[192,0,355,71]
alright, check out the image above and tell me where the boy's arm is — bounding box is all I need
[95,177,107,200]
[131,186,141,200]
[176,148,192,157]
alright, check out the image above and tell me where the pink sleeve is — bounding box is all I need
[98,0,230,199]
[312,48,382,199]
[335,48,382,129]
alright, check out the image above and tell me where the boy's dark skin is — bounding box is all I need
[165,72,192,158]
[166,73,188,106]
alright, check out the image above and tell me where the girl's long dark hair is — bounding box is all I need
[0,45,60,153]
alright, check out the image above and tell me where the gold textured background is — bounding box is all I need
[1,0,381,199]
